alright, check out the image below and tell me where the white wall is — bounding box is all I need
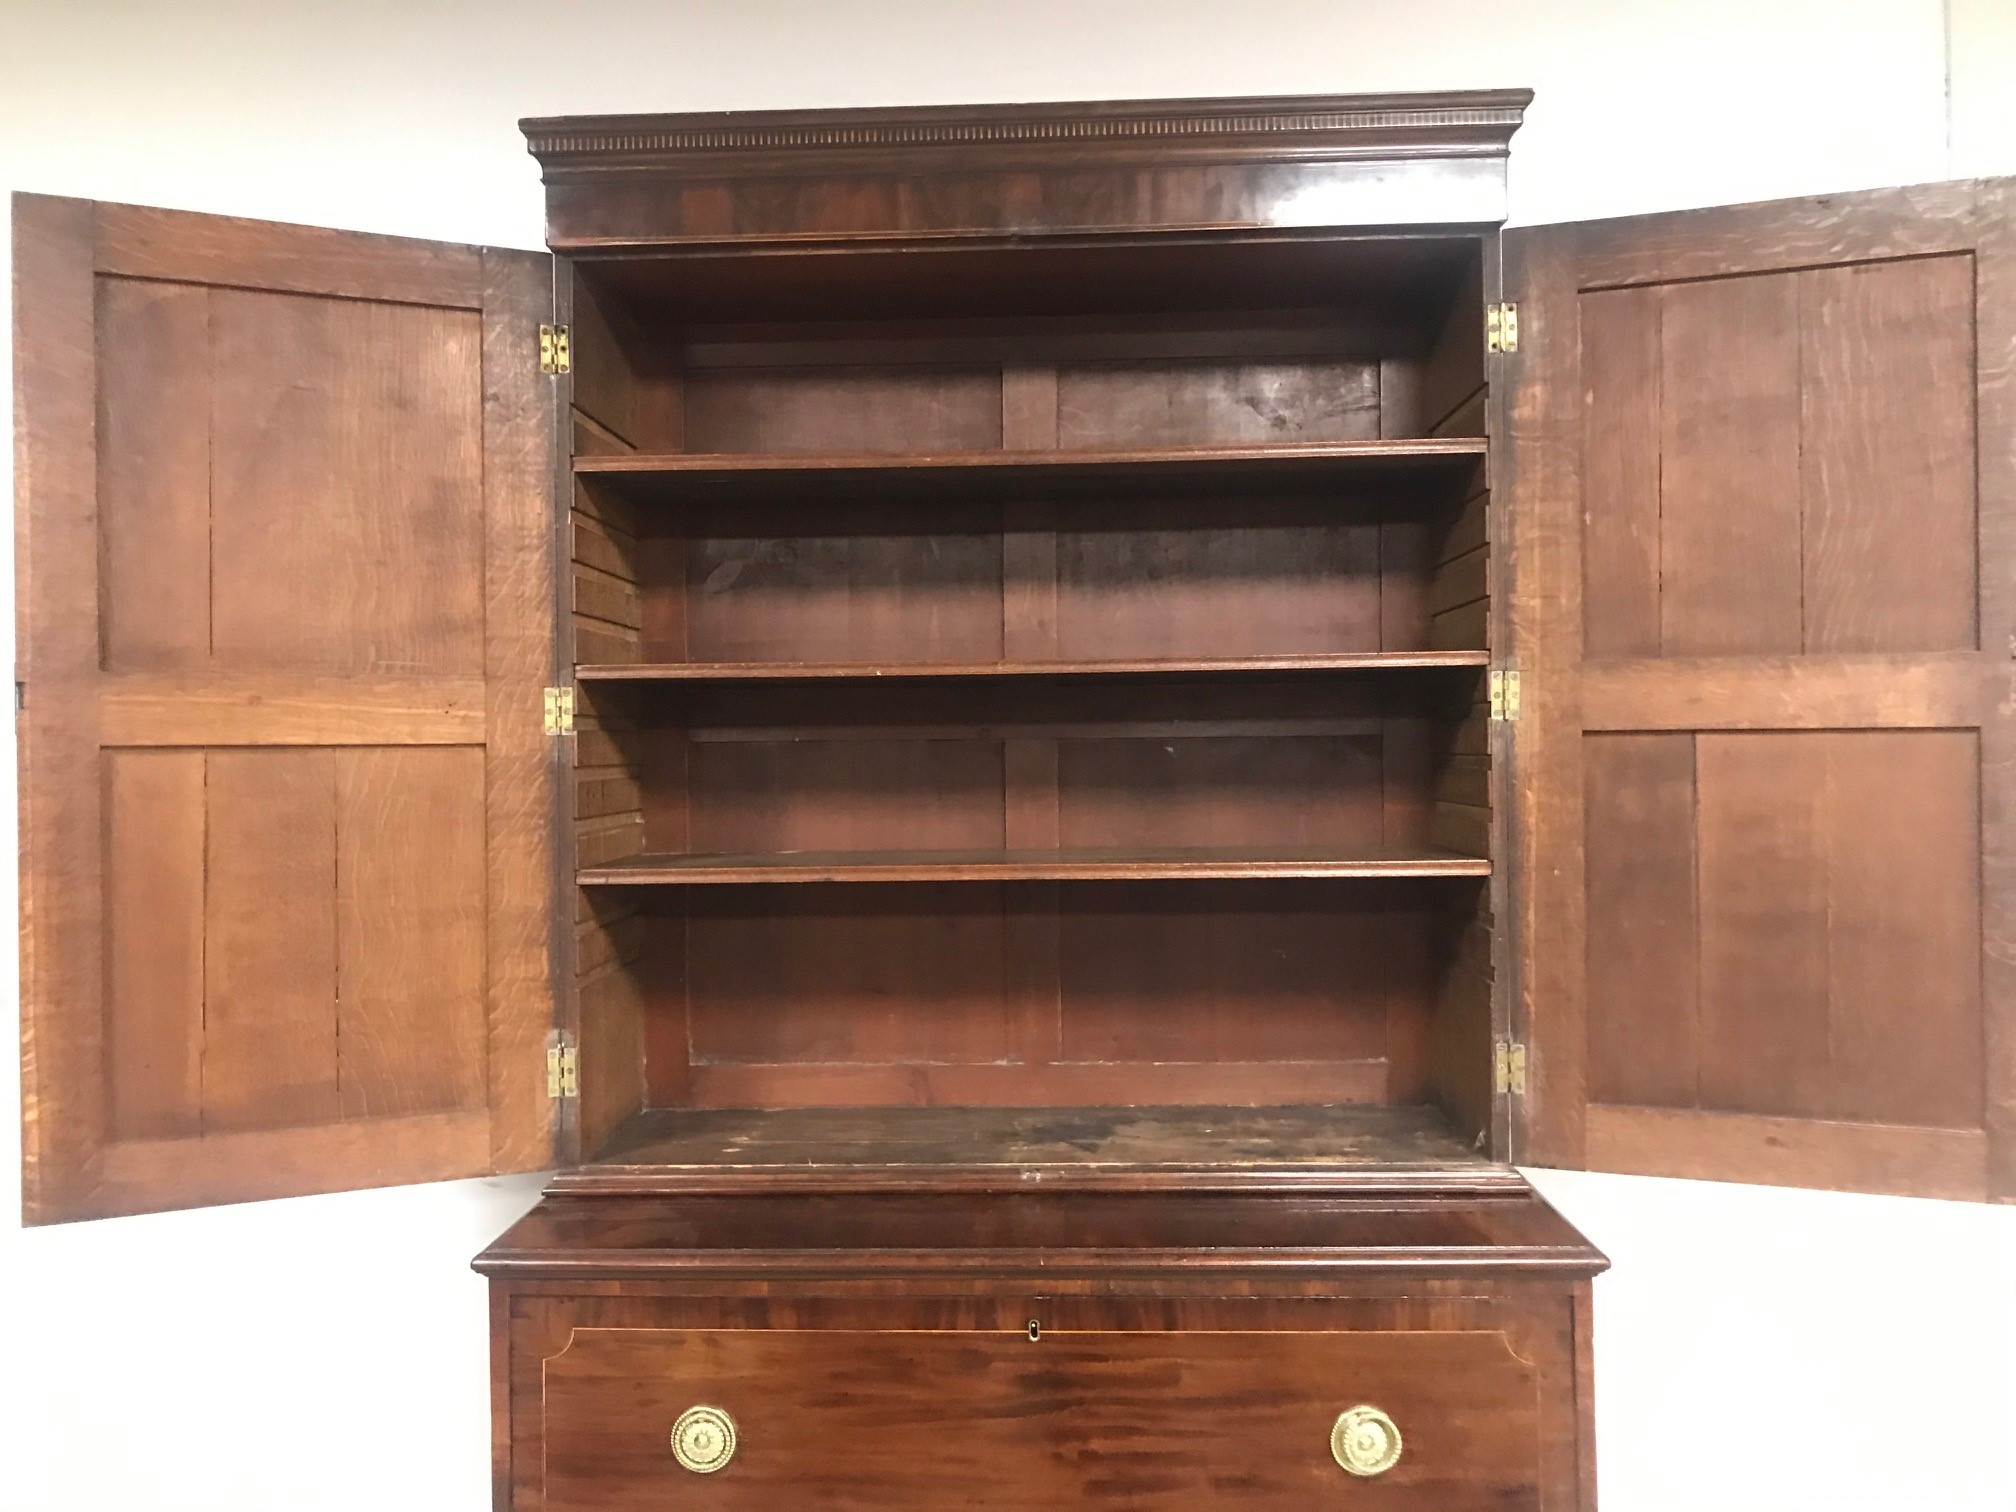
[1,3,2012,1507]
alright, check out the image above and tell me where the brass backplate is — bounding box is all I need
[671,1405,737,1474]
[1331,1405,1403,1477]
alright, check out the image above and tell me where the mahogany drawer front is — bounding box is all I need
[540,1324,1541,1509]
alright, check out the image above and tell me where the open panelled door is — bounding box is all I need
[14,196,559,1222]
[1507,179,2016,1202]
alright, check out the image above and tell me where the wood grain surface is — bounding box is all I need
[13,196,557,1221]
[1507,178,2015,1200]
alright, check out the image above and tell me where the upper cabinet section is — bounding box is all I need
[522,91,1531,250]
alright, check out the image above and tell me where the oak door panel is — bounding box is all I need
[1584,730,1981,1131]
[1508,179,2015,1200]
[1579,256,1976,660]
[15,195,557,1221]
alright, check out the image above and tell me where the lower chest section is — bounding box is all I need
[496,1291,1588,1510]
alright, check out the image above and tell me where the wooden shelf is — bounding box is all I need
[576,650,1491,684]
[575,438,1486,504]
[578,844,1490,886]
[550,1103,1518,1197]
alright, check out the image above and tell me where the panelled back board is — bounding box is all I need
[13,197,558,1221]
[1508,179,2016,1201]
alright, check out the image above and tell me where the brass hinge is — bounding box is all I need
[547,1040,579,1099]
[543,685,575,735]
[1494,1040,1528,1096]
[1489,668,1521,723]
[539,323,571,374]
[1486,302,1519,354]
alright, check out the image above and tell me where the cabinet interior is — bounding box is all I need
[560,231,1501,1175]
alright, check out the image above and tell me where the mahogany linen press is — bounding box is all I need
[15,90,2011,1508]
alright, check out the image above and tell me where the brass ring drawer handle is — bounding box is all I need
[671,1405,738,1473]
[1331,1405,1402,1476]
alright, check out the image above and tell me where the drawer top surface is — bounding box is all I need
[475,1187,1605,1281]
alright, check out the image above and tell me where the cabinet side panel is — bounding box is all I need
[18,194,114,1222]
[480,247,563,1175]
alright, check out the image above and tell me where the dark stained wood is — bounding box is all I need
[1056,359,1379,447]
[628,496,1485,670]
[1692,732,1832,1115]
[1582,735,1698,1109]
[552,1104,1505,1197]
[576,235,1487,329]
[1824,732,1981,1126]
[1055,885,1397,1064]
[524,92,1531,249]
[686,365,1003,453]
[679,1060,1399,1112]
[680,883,1013,1075]
[580,651,1491,681]
[539,1322,1540,1510]
[488,1287,515,1512]
[13,196,557,1221]
[1585,1106,1989,1202]
[1581,652,1986,730]
[658,875,1466,1115]
[482,247,566,1173]
[1052,503,1390,658]
[481,1190,1601,1278]
[1580,252,1979,663]
[24,93,1680,1512]
[673,503,1003,665]
[484,1231,1597,1512]
[1508,178,2015,1201]
[561,425,651,1166]
[1416,241,1487,437]
[578,438,1487,504]
[1629,728,1981,1131]
[1055,735,1386,851]
[1657,273,1803,655]
[1577,286,1661,658]
[577,958,647,1162]
[1800,256,1976,653]
[479,1189,1599,1508]
[580,844,1490,886]
[94,198,481,307]
[687,739,1004,853]
[678,311,1434,380]
[475,87,1623,1512]
[1570,1284,1597,1512]
[537,97,1516,1161]
[569,274,682,452]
